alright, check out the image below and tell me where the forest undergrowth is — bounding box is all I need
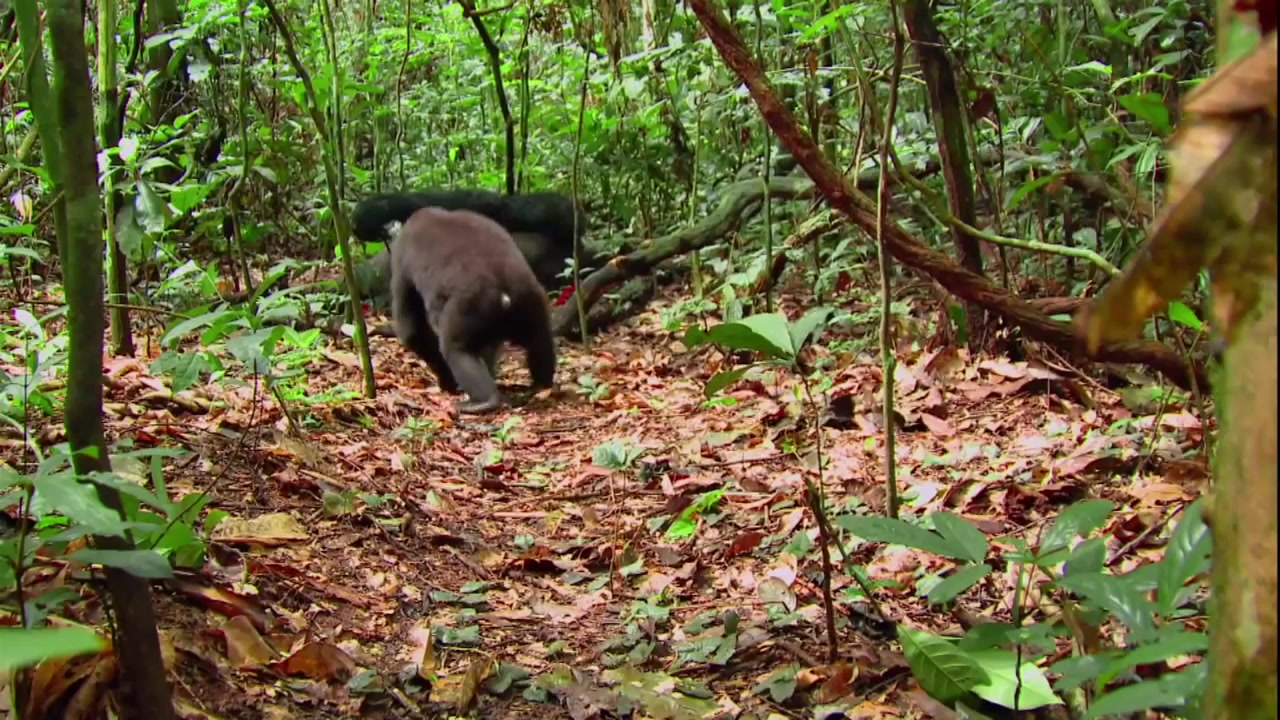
[4,271,1208,719]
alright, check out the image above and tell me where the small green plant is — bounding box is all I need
[1,308,69,420]
[592,438,645,470]
[575,373,610,403]
[393,416,438,444]
[682,308,833,397]
[663,488,726,541]
[491,416,522,445]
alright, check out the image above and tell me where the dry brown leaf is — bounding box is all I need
[211,512,310,546]
[218,615,278,669]
[272,641,357,682]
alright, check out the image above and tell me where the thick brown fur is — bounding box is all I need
[390,207,557,414]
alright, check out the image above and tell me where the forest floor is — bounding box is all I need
[13,281,1210,719]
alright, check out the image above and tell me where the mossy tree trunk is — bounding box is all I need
[1207,269,1278,718]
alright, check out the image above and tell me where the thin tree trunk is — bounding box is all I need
[903,0,986,349]
[45,0,175,714]
[98,0,134,356]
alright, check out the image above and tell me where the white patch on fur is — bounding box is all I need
[385,220,403,239]
[500,293,512,309]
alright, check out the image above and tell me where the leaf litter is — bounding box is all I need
[5,284,1211,719]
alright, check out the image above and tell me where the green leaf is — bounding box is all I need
[1056,572,1156,642]
[1049,654,1112,692]
[161,309,232,348]
[704,367,752,398]
[681,325,711,348]
[1041,499,1115,555]
[1063,536,1108,577]
[134,180,171,234]
[166,352,213,393]
[1166,301,1202,330]
[836,515,968,560]
[1157,500,1212,616]
[704,313,794,359]
[1098,629,1208,688]
[0,224,36,237]
[898,626,987,704]
[31,473,128,538]
[1084,672,1195,719]
[967,648,1064,710]
[86,471,168,513]
[788,306,832,353]
[931,512,989,564]
[1117,92,1172,135]
[67,549,174,579]
[0,627,106,672]
[1006,174,1058,212]
[169,182,217,215]
[927,564,992,605]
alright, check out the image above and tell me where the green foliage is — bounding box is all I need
[834,500,1213,715]
[0,441,218,629]
[0,627,107,672]
[0,307,69,421]
[683,308,833,398]
[664,488,726,541]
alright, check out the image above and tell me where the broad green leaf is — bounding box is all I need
[835,515,968,560]
[931,512,989,563]
[0,224,36,236]
[67,549,174,579]
[960,622,1020,651]
[898,626,987,704]
[1098,630,1207,688]
[161,309,232,348]
[1063,536,1108,576]
[169,182,216,214]
[1166,301,1202,330]
[681,325,710,348]
[967,648,1064,710]
[927,564,992,605]
[788,306,832,352]
[1056,572,1156,642]
[163,352,212,393]
[1117,92,1172,135]
[86,471,168,512]
[134,180,171,234]
[1084,672,1196,719]
[0,628,106,672]
[1158,500,1212,616]
[12,308,44,339]
[1050,654,1112,692]
[705,313,794,359]
[704,367,752,398]
[139,156,179,176]
[1041,499,1115,555]
[31,474,127,538]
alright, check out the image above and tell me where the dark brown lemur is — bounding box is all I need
[389,207,557,414]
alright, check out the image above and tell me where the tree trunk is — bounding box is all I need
[12,0,69,261]
[46,0,176,715]
[1207,269,1279,719]
[903,0,986,349]
[97,0,135,357]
